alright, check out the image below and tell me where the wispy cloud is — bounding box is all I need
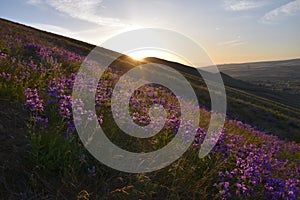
[25,22,138,46]
[260,0,300,23]
[224,0,267,11]
[218,39,246,46]
[26,23,72,35]
[25,0,144,45]
[27,0,129,27]
[27,0,42,5]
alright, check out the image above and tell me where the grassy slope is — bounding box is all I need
[144,57,300,142]
[0,18,299,199]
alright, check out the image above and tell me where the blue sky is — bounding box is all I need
[1,0,300,65]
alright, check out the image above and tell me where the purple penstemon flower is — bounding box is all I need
[88,166,96,176]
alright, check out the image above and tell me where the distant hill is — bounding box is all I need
[217,59,300,95]
[217,58,300,81]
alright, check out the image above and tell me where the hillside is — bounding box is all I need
[0,18,299,199]
[145,57,300,142]
[1,17,299,141]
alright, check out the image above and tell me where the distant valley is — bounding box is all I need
[217,58,300,95]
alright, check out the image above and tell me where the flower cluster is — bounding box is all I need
[24,88,48,126]
[59,95,72,119]
[25,88,44,112]
[0,72,11,81]
[214,129,300,200]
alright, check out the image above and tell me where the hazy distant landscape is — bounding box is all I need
[218,59,300,94]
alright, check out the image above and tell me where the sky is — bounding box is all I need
[0,0,300,65]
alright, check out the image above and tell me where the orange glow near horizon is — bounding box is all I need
[127,49,191,66]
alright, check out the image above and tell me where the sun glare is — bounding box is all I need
[128,49,191,66]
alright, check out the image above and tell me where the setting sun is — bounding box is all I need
[127,48,191,66]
